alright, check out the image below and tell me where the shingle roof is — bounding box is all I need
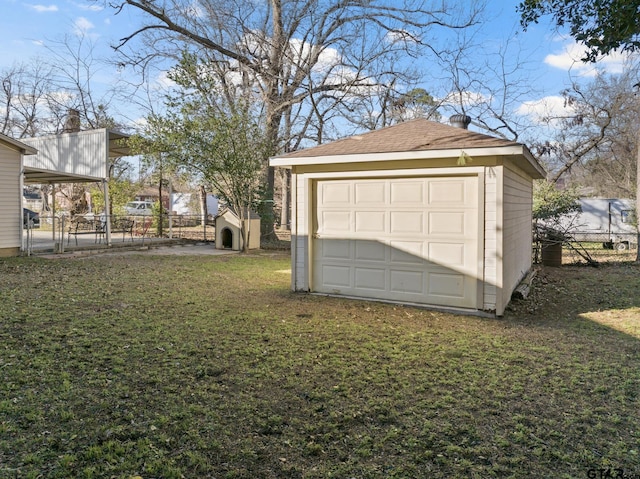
[278,118,520,159]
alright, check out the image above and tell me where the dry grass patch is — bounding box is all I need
[1,253,639,478]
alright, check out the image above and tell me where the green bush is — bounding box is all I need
[533,180,581,226]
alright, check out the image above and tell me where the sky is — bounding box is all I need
[0,0,633,139]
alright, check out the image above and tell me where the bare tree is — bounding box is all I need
[43,34,123,132]
[434,27,543,141]
[1,34,125,138]
[531,63,640,193]
[108,0,484,235]
[0,62,55,138]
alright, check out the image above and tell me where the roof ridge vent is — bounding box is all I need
[449,114,471,129]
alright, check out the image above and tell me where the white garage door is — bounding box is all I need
[312,176,480,309]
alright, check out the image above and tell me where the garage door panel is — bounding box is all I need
[313,176,479,309]
[429,242,465,267]
[390,270,424,294]
[355,182,386,204]
[321,182,351,203]
[390,240,424,264]
[321,211,351,233]
[427,272,465,297]
[322,264,352,288]
[355,211,385,232]
[354,240,386,261]
[321,238,351,259]
[391,211,424,233]
[428,212,466,235]
[428,178,477,206]
[429,180,468,205]
[390,180,424,204]
[354,267,387,290]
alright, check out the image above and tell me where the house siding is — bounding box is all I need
[500,164,534,313]
[0,145,21,256]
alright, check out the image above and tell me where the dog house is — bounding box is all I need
[270,118,546,316]
[215,207,261,251]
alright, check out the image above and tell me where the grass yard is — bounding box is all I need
[1,252,639,478]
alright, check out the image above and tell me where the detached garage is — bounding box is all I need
[270,118,546,316]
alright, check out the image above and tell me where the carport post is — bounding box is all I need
[19,167,25,254]
[52,183,57,243]
[103,178,112,246]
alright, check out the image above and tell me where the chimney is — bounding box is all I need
[62,108,81,133]
[449,114,471,129]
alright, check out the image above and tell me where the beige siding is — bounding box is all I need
[483,167,498,311]
[0,146,21,254]
[22,129,108,180]
[500,164,534,313]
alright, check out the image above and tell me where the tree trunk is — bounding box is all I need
[199,184,207,226]
[262,107,281,240]
[636,137,640,262]
[279,168,290,230]
[259,0,284,241]
[157,172,164,237]
[239,207,249,253]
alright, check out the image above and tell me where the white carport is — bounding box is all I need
[20,129,131,249]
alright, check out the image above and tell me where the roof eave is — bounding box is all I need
[271,145,545,176]
[521,146,547,179]
[0,134,37,155]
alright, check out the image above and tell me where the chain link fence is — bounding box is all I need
[128,214,215,242]
[535,230,638,265]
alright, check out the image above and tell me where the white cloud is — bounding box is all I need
[517,95,574,124]
[384,30,419,45]
[26,3,58,12]
[74,2,102,11]
[131,116,148,132]
[154,70,177,90]
[72,17,95,36]
[184,2,205,18]
[32,40,45,47]
[544,42,628,77]
[442,90,490,109]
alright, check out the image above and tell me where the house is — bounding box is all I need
[132,186,170,211]
[215,207,261,251]
[171,192,219,217]
[270,117,546,316]
[0,134,37,257]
